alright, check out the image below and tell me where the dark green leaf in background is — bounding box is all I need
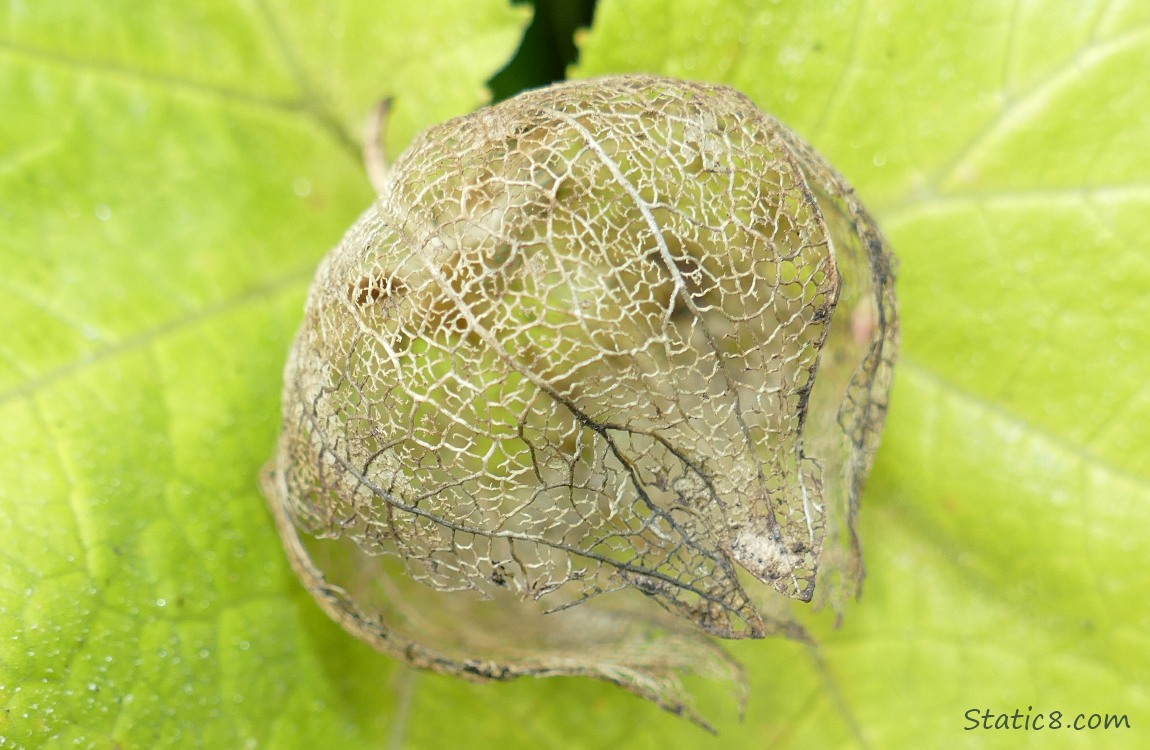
[488,0,596,100]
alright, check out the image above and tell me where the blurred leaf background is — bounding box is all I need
[1,1,1147,748]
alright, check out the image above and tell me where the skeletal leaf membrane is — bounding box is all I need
[262,75,897,729]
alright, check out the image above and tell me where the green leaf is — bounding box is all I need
[0,2,527,748]
[4,1,1149,749]
[572,0,1150,746]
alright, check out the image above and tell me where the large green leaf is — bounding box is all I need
[0,2,527,747]
[573,0,1150,747]
[3,1,1148,748]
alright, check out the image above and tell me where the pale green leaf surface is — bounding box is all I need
[4,1,1150,749]
[0,2,527,748]
[572,0,1150,747]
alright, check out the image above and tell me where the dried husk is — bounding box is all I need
[262,74,898,730]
